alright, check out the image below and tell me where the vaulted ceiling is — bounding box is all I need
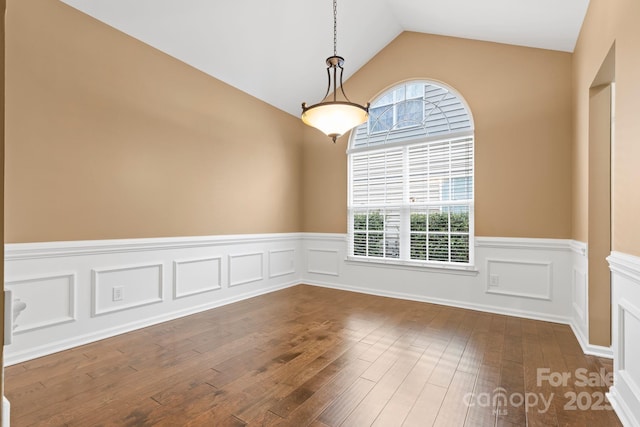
[60,0,590,117]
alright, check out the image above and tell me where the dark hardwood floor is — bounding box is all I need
[5,285,622,426]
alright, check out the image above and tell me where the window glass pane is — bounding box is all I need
[369,105,393,133]
[353,211,367,230]
[440,178,451,201]
[367,211,384,231]
[368,233,384,257]
[352,182,368,205]
[451,235,469,263]
[385,234,400,258]
[406,83,423,99]
[353,232,366,256]
[385,210,401,234]
[397,99,423,129]
[428,234,449,262]
[410,211,427,232]
[385,152,404,204]
[452,176,472,200]
[372,92,393,108]
[428,209,449,232]
[409,145,429,202]
[410,234,427,260]
[450,208,469,232]
[394,87,405,102]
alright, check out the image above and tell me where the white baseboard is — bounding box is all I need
[608,387,640,427]
[306,279,572,325]
[2,396,9,427]
[569,320,613,358]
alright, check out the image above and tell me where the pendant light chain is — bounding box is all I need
[300,0,369,143]
[333,0,338,56]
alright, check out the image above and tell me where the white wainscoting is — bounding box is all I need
[301,235,573,325]
[485,259,552,300]
[306,248,341,276]
[92,263,164,316]
[5,273,76,334]
[4,234,302,365]
[566,241,613,358]
[228,252,264,287]
[174,257,222,299]
[268,249,296,279]
[569,241,590,353]
[3,233,612,369]
[608,251,640,427]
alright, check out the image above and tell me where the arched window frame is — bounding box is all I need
[347,80,475,269]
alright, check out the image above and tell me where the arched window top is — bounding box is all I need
[350,80,473,151]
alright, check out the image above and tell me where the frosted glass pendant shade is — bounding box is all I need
[300,0,369,143]
[302,101,369,142]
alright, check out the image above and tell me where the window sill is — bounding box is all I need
[344,256,479,276]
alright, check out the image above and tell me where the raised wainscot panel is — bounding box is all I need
[307,248,340,276]
[229,252,264,287]
[174,257,222,299]
[5,273,76,333]
[608,251,640,426]
[92,263,163,316]
[486,259,552,301]
[269,249,296,279]
[572,267,587,322]
[618,300,640,402]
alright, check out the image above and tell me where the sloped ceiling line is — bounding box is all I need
[60,0,590,117]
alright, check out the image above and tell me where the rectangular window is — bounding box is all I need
[349,136,474,267]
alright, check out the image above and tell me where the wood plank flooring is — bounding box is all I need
[5,285,622,426]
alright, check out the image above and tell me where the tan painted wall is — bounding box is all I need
[5,0,303,243]
[588,84,612,346]
[303,32,573,238]
[573,0,640,257]
[572,0,640,346]
[1,0,6,423]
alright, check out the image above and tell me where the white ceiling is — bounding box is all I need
[60,0,590,117]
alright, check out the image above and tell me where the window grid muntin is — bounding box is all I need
[349,137,473,266]
[353,82,473,150]
[352,208,401,259]
[368,83,425,135]
[349,80,474,267]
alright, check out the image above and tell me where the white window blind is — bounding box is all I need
[348,81,474,267]
[351,148,404,259]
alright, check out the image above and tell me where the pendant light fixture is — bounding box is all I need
[301,0,369,143]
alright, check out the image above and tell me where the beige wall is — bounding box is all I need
[573,0,640,258]
[588,84,612,346]
[304,32,573,238]
[572,0,640,346]
[4,6,577,243]
[1,0,6,422]
[5,0,303,243]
